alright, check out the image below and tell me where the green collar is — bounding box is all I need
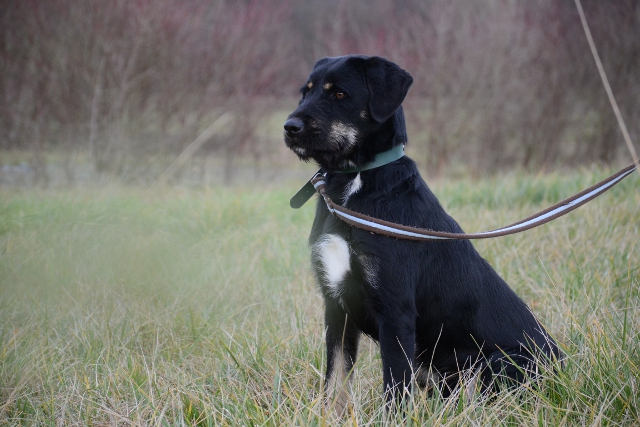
[290,144,405,208]
[335,144,405,174]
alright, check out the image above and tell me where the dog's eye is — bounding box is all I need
[335,91,346,99]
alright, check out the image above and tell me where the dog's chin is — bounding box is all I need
[286,139,357,170]
[289,145,310,160]
[284,136,309,159]
[284,147,314,167]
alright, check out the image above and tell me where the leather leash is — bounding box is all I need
[310,162,637,241]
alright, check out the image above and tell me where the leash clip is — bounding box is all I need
[290,169,323,208]
[310,173,337,216]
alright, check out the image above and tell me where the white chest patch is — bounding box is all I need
[312,234,351,298]
[329,121,358,149]
[342,173,362,205]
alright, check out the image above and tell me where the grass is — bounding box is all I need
[0,166,638,426]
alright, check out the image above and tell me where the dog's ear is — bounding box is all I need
[312,57,331,70]
[362,57,413,123]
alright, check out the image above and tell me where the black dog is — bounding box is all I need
[284,55,560,411]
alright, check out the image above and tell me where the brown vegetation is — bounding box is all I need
[1,0,638,184]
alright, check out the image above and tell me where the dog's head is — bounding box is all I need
[284,55,413,171]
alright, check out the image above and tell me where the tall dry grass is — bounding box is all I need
[0,167,638,425]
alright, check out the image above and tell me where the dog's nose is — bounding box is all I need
[284,117,304,135]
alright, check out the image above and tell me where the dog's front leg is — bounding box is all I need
[378,314,416,408]
[323,300,360,417]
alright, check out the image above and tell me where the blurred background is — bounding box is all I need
[1,0,638,187]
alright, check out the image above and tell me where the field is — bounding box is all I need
[1,166,638,426]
